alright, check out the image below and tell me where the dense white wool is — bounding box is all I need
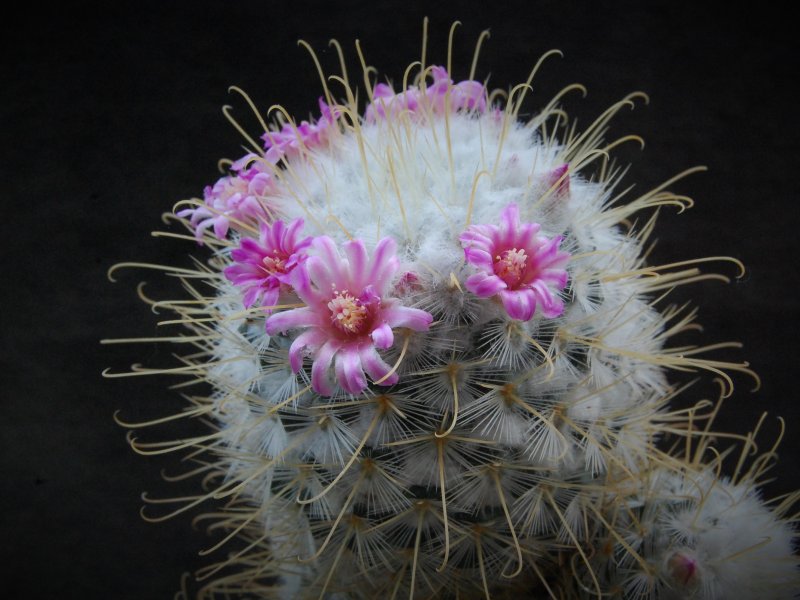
[281,115,589,265]
[208,334,262,393]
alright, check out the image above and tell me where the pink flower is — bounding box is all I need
[365,66,486,122]
[261,98,337,162]
[365,83,422,121]
[426,66,487,113]
[265,237,433,396]
[459,204,570,321]
[224,218,312,311]
[178,154,274,242]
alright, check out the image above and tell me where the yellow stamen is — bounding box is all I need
[495,247,528,286]
[328,291,368,333]
[261,251,286,275]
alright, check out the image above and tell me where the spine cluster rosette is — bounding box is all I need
[107,24,799,600]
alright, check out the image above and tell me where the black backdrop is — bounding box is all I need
[2,2,798,598]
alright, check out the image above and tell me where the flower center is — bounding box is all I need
[494,248,528,287]
[262,252,287,276]
[328,290,369,334]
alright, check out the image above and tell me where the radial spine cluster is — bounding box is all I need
[108,24,799,600]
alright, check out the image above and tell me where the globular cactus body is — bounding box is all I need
[108,24,799,600]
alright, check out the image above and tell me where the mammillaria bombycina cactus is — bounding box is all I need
[106,22,799,600]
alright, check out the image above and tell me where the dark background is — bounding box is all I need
[2,2,797,598]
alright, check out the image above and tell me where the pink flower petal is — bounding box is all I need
[312,237,346,286]
[499,289,536,321]
[366,237,399,294]
[465,272,507,298]
[312,340,340,396]
[257,287,281,311]
[458,227,492,249]
[463,246,493,271]
[382,305,434,331]
[343,239,369,290]
[213,217,230,239]
[452,80,486,111]
[371,322,394,349]
[289,259,317,304]
[288,328,325,373]
[360,345,399,387]
[334,345,368,395]
[515,222,539,250]
[266,307,320,335]
[530,280,564,318]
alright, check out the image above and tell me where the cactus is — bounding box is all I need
[573,425,799,599]
[107,23,798,599]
